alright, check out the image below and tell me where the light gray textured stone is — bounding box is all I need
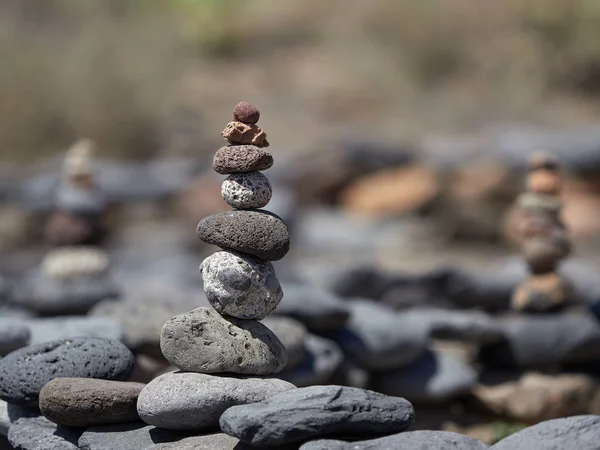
[27,316,123,345]
[78,423,188,450]
[0,400,38,437]
[8,416,80,450]
[262,316,307,370]
[137,371,295,430]
[0,318,30,356]
[221,171,272,209]
[201,251,282,320]
[160,307,288,374]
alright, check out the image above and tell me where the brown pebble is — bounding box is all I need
[233,102,260,124]
[213,145,273,174]
[511,272,576,313]
[527,170,561,195]
[221,121,269,148]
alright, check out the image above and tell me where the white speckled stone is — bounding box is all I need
[201,251,282,320]
[221,171,272,209]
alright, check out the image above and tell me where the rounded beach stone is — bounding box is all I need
[261,316,307,370]
[0,318,30,356]
[40,247,109,279]
[221,171,272,209]
[0,337,134,407]
[233,102,260,124]
[160,307,288,374]
[40,378,144,427]
[197,210,290,261]
[213,145,273,174]
[221,121,269,148]
[137,371,295,430]
[201,251,282,320]
[219,385,415,447]
[511,273,577,313]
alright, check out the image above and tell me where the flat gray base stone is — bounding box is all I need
[160,307,287,374]
[144,433,300,450]
[8,416,80,450]
[78,423,189,450]
[219,385,415,447]
[137,371,295,431]
[300,430,490,449]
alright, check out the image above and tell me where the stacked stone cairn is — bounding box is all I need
[510,151,577,313]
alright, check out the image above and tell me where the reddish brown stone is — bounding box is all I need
[221,122,269,148]
[233,102,260,125]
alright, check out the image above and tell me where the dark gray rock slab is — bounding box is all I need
[219,385,415,447]
[326,300,428,371]
[301,430,490,449]
[491,415,600,450]
[78,423,189,450]
[0,400,38,436]
[144,433,300,450]
[0,319,30,356]
[26,316,123,345]
[8,416,81,450]
[0,337,134,407]
[479,313,600,368]
[372,349,477,404]
[273,283,350,332]
[197,210,290,261]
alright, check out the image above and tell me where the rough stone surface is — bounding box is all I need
[479,313,600,368]
[0,337,134,407]
[233,102,260,124]
[213,145,274,174]
[220,385,415,447]
[78,423,188,450]
[273,283,350,332]
[160,307,288,374]
[221,171,272,209]
[327,300,428,371]
[0,318,30,356]
[144,434,299,450]
[10,268,119,315]
[201,251,282,320]
[491,415,600,450]
[0,400,38,436]
[474,372,598,423]
[372,349,478,404]
[301,430,490,449]
[137,371,295,430]
[27,316,123,345]
[8,416,81,450]
[197,210,290,261]
[262,316,307,370]
[40,378,144,427]
[221,121,269,147]
[278,335,343,387]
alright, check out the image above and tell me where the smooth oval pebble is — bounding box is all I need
[196,210,290,261]
[202,251,282,320]
[221,171,272,209]
[160,307,288,375]
[0,337,134,407]
[213,145,273,175]
[137,371,295,430]
[219,385,415,447]
[40,378,144,427]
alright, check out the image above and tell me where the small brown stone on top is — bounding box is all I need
[233,102,260,124]
[221,121,269,148]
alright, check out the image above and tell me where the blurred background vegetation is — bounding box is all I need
[2,0,600,162]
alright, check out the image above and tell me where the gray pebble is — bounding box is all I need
[202,251,282,320]
[221,171,272,209]
[137,371,295,430]
[160,307,288,375]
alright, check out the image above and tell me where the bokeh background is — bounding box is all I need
[3,0,600,446]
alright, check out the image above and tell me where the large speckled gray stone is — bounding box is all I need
[372,350,478,404]
[491,415,600,450]
[8,416,81,450]
[0,337,134,407]
[221,171,272,209]
[197,210,290,261]
[220,385,415,447]
[160,307,287,374]
[213,145,273,175]
[277,335,343,387]
[262,317,307,370]
[201,251,282,320]
[137,371,295,430]
[26,316,123,345]
[78,423,188,450]
[0,318,30,356]
[300,430,490,449]
[40,378,144,427]
[326,300,427,371]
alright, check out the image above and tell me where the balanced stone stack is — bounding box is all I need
[511,151,577,312]
[136,101,296,432]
